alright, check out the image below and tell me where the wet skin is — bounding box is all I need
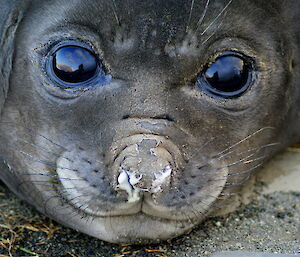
[0,0,299,243]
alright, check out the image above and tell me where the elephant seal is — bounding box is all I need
[0,0,299,243]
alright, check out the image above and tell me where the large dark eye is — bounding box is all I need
[52,46,98,83]
[46,42,109,89]
[197,52,254,98]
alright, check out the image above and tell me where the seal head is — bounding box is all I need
[0,0,299,243]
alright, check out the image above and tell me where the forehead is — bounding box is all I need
[29,0,281,44]
[24,0,284,81]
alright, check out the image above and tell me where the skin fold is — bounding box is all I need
[0,0,299,243]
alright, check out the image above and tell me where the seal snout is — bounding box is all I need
[111,135,183,203]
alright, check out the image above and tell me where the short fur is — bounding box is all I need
[0,0,299,243]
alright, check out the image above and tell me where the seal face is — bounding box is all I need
[0,0,299,243]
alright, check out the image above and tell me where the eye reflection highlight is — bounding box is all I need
[52,46,99,83]
[204,54,248,93]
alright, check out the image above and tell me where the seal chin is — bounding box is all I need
[85,214,197,244]
[48,204,197,244]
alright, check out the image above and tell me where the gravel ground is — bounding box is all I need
[0,151,299,257]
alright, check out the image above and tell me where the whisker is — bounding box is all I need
[189,137,216,160]
[111,0,120,26]
[215,127,275,157]
[33,186,91,194]
[35,132,68,150]
[19,173,86,182]
[224,153,266,169]
[214,127,279,158]
[215,141,278,162]
[186,0,195,32]
[197,149,267,174]
[198,148,257,170]
[227,162,264,177]
[205,154,267,176]
[17,138,72,162]
[195,0,210,31]
[225,173,252,187]
[0,120,69,150]
[235,143,279,157]
[43,195,70,215]
[242,155,266,164]
[200,0,233,35]
[201,20,223,45]
[16,149,77,172]
[68,194,92,203]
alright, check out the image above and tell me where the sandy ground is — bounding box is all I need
[0,149,299,257]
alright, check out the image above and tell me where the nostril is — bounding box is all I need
[122,114,130,120]
[150,114,175,122]
[122,114,175,122]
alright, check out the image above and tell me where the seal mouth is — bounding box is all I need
[55,118,228,221]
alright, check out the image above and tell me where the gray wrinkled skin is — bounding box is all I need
[0,0,299,244]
